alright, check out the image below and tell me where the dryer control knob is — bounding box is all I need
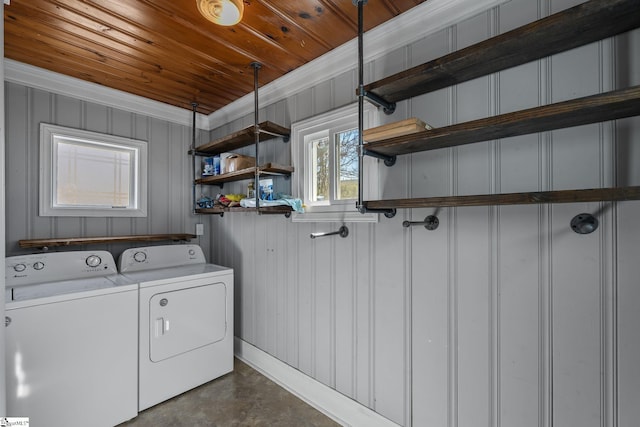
[188,249,196,256]
[33,262,45,270]
[85,255,102,268]
[13,263,27,272]
[133,251,147,263]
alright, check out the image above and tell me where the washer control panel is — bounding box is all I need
[5,250,117,287]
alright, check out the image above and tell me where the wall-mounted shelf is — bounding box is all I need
[365,85,640,157]
[362,0,640,107]
[195,164,294,186]
[192,121,290,156]
[363,187,640,210]
[191,64,293,216]
[353,0,640,214]
[19,233,196,249]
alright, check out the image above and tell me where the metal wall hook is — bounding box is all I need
[310,225,349,239]
[571,213,598,234]
[402,215,439,230]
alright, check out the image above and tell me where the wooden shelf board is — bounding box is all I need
[363,0,640,104]
[195,163,294,185]
[19,233,197,249]
[195,206,293,215]
[365,85,640,157]
[193,121,290,155]
[364,186,640,209]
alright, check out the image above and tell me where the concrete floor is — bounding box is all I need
[119,358,341,427]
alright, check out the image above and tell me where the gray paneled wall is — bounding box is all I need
[206,0,640,426]
[4,83,209,259]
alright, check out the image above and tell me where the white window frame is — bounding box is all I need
[39,123,148,217]
[291,102,380,222]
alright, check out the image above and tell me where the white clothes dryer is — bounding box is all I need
[118,244,234,411]
[4,250,138,427]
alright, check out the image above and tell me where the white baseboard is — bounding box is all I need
[234,337,400,427]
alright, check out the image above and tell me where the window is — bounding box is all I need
[40,123,148,217]
[291,103,380,222]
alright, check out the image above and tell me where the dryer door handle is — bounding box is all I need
[154,317,170,337]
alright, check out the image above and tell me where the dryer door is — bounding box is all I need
[149,282,227,362]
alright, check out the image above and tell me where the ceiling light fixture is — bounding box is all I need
[196,0,244,26]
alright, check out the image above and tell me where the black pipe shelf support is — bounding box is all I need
[358,88,396,115]
[362,148,396,167]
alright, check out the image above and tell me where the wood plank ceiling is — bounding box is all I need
[4,0,426,115]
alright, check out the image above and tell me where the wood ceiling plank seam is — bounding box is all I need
[140,0,328,67]
[7,32,238,110]
[6,1,252,108]
[254,0,334,51]
[58,0,257,79]
[245,0,365,52]
[4,48,204,110]
[124,0,296,75]
[6,2,208,76]
[320,0,357,27]
[379,0,402,15]
[4,19,244,101]
[322,0,413,30]
[376,0,428,16]
[235,25,317,66]
[4,44,208,106]
[6,12,246,100]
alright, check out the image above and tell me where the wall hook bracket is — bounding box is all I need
[570,213,598,234]
[310,225,349,239]
[403,215,439,230]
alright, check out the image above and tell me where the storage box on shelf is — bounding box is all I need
[356,0,640,211]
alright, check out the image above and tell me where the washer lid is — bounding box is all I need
[9,275,126,302]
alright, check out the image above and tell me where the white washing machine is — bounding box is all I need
[4,250,138,427]
[118,244,234,411]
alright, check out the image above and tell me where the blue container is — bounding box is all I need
[202,157,214,176]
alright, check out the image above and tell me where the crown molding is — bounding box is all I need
[4,59,210,129]
[207,0,512,127]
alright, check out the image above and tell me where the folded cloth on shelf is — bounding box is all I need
[240,195,304,213]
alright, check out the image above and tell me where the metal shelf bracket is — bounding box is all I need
[360,88,396,115]
[362,148,396,167]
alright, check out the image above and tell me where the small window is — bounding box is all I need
[291,103,380,222]
[40,124,148,217]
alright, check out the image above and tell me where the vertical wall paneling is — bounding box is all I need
[5,84,29,251]
[498,205,542,427]
[5,84,201,259]
[334,223,355,397]
[297,221,315,377]
[312,224,334,386]
[354,222,374,407]
[616,201,640,427]
[1,6,6,412]
[411,207,450,426]
[372,214,408,425]
[551,203,603,427]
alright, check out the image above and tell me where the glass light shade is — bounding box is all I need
[197,0,244,26]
